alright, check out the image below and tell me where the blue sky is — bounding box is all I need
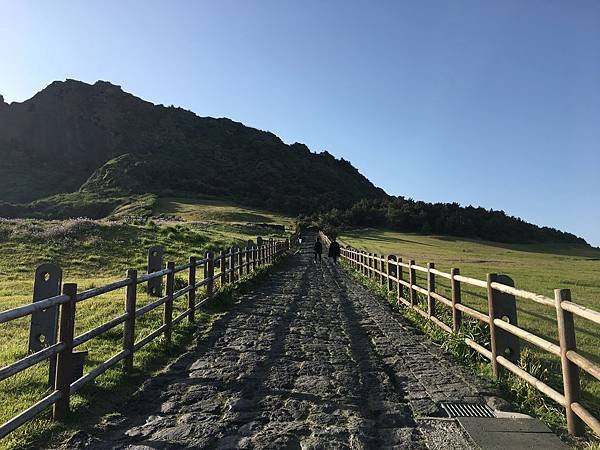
[1,1,599,245]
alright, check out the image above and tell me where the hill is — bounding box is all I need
[0,80,386,212]
[0,79,589,245]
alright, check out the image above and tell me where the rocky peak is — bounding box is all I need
[34,79,124,101]
[93,80,123,92]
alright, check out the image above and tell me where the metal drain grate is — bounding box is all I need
[441,402,496,418]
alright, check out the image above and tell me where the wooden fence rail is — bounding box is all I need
[321,233,600,438]
[0,237,294,440]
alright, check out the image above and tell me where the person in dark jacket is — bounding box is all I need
[328,237,341,264]
[314,238,323,263]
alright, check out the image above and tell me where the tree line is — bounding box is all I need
[311,197,586,245]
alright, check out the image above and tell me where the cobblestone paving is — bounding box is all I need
[64,239,500,449]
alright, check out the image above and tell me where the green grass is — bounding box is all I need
[339,228,600,438]
[0,201,294,449]
[154,197,296,230]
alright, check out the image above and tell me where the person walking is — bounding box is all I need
[314,237,323,263]
[328,237,341,264]
[295,233,303,255]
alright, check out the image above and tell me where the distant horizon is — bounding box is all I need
[1,1,598,245]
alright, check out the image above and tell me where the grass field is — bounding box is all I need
[0,201,293,449]
[339,228,600,428]
[154,197,296,230]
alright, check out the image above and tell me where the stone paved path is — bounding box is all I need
[65,238,501,450]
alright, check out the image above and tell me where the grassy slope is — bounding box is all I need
[339,229,600,422]
[153,197,296,229]
[0,201,293,449]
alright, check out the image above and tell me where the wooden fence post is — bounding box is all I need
[374,254,378,280]
[188,257,196,323]
[123,269,137,372]
[487,273,519,378]
[555,288,584,436]
[373,253,378,280]
[246,243,252,273]
[397,257,403,304]
[368,253,373,278]
[53,283,77,420]
[427,263,436,317]
[29,263,63,389]
[409,260,416,306]
[487,273,500,378]
[220,251,227,286]
[252,246,257,272]
[230,248,236,282]
[206,252,214,300]
[238,247,244,277]
[164,262,175,346]
[387,256,394,293]
[451,268,462,332]
[264,242,268,265]
[147,246,164,297]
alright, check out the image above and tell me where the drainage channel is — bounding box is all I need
[441,402,496,418]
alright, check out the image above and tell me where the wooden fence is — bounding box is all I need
[0,237,293,440]
[322,234,600,437]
